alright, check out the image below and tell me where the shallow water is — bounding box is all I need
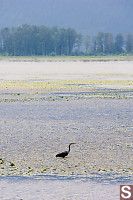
[0,60,133,80]
[1,175,132,200]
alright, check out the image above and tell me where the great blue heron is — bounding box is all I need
[56,143,76,158]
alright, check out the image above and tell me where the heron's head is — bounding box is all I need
[69,143,76,146]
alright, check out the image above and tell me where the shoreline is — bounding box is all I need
[1,173,132,183]
[1,55,133,62]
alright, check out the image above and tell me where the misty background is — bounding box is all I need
[0,0,133,36]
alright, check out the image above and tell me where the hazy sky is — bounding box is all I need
[0,0,132,35]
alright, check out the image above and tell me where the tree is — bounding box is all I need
[114,33,124,54]
[104,32,113,54]
[0,27,12,55]
[84,35,90,52]
[50,26,59,55]
[67,28,78,55]
[75,33,82,54]
[126,34,133,53]
[91,36,97,55]
[96,32,104,53]
[58,28,67,55]
[57,28,78,55]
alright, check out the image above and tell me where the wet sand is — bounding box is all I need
[0,98,133,179]
[0,60,133,199]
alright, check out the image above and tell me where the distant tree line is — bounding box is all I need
[0,25,82,56]
[86,32,133,55]
[0,24,133,56]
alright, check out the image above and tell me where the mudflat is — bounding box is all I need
[0,98,133,181]
[0,60,133,182]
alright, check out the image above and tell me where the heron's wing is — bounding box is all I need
[56,151,68,157]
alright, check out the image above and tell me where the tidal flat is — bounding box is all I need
[0,98,133,180]
[0,60,133,199]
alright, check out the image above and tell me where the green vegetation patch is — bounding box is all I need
[0,79,133,90]
[1,55,133,62]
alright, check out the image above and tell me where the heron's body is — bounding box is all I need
[56,143,75,158]
[56,151,68,158]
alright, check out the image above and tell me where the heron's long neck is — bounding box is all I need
[68,144,71,152]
